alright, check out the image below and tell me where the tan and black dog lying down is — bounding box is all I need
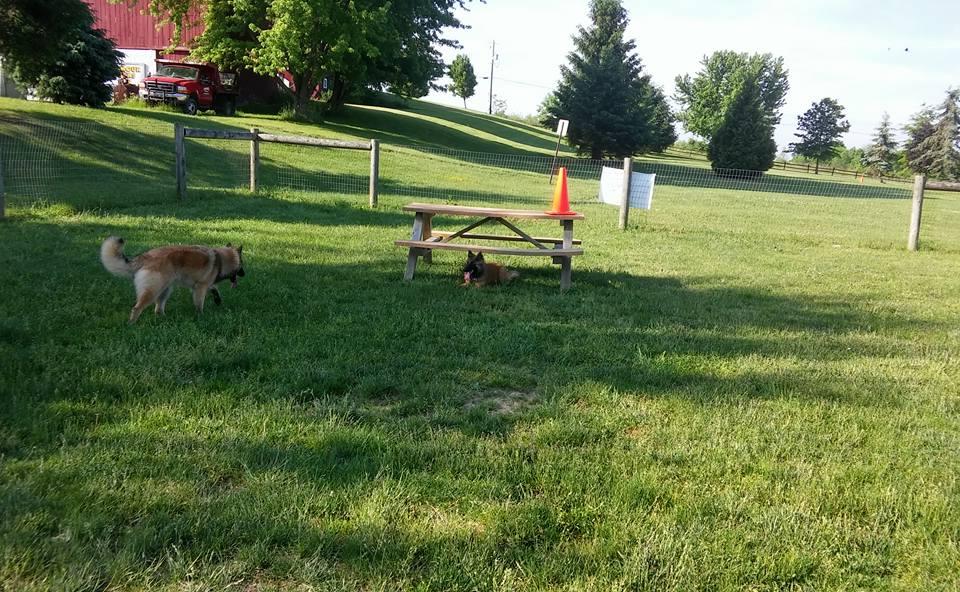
[100,236,245,323]
[461,251,519,287]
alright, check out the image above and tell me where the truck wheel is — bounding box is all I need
[183,97,199,116]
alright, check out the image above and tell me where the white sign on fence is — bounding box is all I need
[598,166,655,210]
[555,119,569,137]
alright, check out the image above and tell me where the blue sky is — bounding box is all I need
[424,0,960,151]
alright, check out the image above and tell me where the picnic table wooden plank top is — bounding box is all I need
[402,202,585,220]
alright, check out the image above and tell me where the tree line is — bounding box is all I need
[3,0,957,180]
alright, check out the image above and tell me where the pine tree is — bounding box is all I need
[861,113,898,179]
[903,105,937,175]
[28,26,121,107]
[448,54,477,108]
[706,76,776,175]
[553,0,670,159]
[788,98,850,174]
[914,89,960,180]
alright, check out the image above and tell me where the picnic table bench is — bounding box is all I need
[395,203,584,290]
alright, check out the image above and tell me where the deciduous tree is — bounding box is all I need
[788,98,850,174]
[675,51,788,141]
[448,54,476,108]
[139,0,468,115]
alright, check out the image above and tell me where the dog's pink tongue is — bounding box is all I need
[463,272,471,284]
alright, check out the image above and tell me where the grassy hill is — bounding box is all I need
[1,98,959,591]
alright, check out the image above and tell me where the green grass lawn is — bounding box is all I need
[1,98,959,591]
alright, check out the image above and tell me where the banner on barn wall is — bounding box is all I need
[120,63,147,82]
[598,167,655,210]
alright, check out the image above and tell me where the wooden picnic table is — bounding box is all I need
[395,203,585,290]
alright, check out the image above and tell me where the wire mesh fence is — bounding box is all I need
[262,140,370,196]
[0,118,175,210]
[2,116,955,252]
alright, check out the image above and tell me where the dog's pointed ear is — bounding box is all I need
[467,250,474,258]
[476,252,484,260]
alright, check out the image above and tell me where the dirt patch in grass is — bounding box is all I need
[464,389,539,416]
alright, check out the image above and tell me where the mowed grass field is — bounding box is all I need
[1,98,959,591]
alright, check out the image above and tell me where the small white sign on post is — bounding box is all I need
[555,119,569,137]
[598,166,655,210]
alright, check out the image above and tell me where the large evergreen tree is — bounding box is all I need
[639,83,677,152]
[903,105,937,175]
[0,0,93,82]
[674,51,789,141]
[913,90,960,180]
[788,98,850,173]
[552,0,673,159]
[25,25,121,107]
[448,54,476,108]
[861,113,898,178]
[707,76,776,174]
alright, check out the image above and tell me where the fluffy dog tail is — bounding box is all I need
[100,236,136,278]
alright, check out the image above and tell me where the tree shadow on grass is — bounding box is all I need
[0,210,932,589]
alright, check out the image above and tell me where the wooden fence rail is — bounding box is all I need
[175,124,380,206]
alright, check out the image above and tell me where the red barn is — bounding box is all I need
[87,0,204,81]
[86,1,282,101]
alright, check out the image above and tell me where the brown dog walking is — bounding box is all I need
[100,236,245,323]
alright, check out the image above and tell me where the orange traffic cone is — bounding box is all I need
[547,167,576,215]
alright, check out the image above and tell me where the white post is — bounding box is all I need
[908,174,925,251]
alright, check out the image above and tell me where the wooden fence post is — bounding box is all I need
[369,139,379,208]
[249,128,259,193]
[0,153,5,220]
[174,123,186,200]
[618,156,632,230]
[908,174,925,251]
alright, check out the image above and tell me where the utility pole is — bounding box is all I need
[488,40,496,115]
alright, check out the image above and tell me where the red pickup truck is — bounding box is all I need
[139,61,239,116]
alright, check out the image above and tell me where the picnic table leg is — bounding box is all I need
[422,214,433,264]
[560,219,574,291]
[404,213,425,281]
